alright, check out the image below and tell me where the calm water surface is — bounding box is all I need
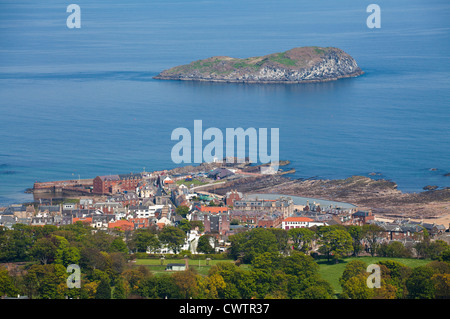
[0,0,449,205]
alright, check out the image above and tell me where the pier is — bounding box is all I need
[33,179,93,195]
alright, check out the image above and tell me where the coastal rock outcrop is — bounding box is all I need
[154,46,363,83]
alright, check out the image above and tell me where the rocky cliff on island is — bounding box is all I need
[154,46,364,83]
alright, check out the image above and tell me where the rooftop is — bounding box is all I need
[283,217,314,222]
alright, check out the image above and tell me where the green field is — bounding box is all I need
[135,258,249,276]
[317,256,432,295]
[175,179,207,187]
[136,256,432,294]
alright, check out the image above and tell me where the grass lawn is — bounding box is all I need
[135,258,249,276]
[176,179,207,188]
[317,256,432,295]
[136,256,432,295]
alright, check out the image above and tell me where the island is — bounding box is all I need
[154,46,364,83]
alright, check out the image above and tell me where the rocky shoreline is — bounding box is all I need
[200,173,450,222]
[13,160,450,225]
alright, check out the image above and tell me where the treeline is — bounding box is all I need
[0,223,449,299]
[0,221,215,299]
[228,224,450,262]
[339,259,450,299]
[0,252,335,299]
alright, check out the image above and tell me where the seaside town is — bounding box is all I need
[1,159,448,253]
[1,159,449,300]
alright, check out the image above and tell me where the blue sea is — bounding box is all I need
[0,0,449,206]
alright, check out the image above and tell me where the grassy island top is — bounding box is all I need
[154,46,363,83]
[163,46,337,75]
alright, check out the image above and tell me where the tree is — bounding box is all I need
[426,260,450,274]
[362,224,384,256]
[250,252,282,298]
[413,242,428,259]
[91,268,110,284]
[432,273,450,299]
[372,281,398,299]
[0,224,35,262]
[378,241,412,258]
[95,277,112,299]
[317,227,353,262]
[406,266,436,299]
[79,247,106,273]
[288,228,315,253]
[121,266,152,297]
[175,205,190,218]
[269,228,290,254]
[415,240,449,260]
[338,260,398,299]
[208,262,255,299]
[23,264,68,299]
[425,260,450,299]
[197,273,226,299]
[340,274,374,299]
[109,238,128,254]
[53,235,80,267]
[83,231,115,252]
[112,278,126,299]
[339,260,367,286]
[159,226,186,254]
[80,280,99,299]
[0,267,19,298]
[135,275,158,298]
[172,269,199,299]
[109,252,127,280]
[439,249,450,262]
[189,220,205,233]
[197,235,215,254]
[228,228,279,264]
[129,230,160,253]
[35,225,58,238]
[377,260,411,298]
[281,251,332,299]
[252,252,280,271]
[301,284,334,299]
[59,221,90,241]
[346,225,364,256]
[154,274,182,299]
[178,219,205,234]
[230,219,239,226]
[30,237,57,265]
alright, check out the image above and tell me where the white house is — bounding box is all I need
[128,204,165,219]
[180,230,202,254]
[138,185,154,198]
[156,216,172,229]
[113,207,127,220]
[63,203,76,210]
[150,230,202,254]
[281,217,326,230]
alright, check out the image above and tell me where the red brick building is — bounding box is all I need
[351,210,375,226]
[203,214,230,235]
[129,218,151,229]
[230,212,257,225]
[230,210,283,228]
[225,190,243,206]
[93,173,143,194]
[199,206,229,215]
[256,213,283,228]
